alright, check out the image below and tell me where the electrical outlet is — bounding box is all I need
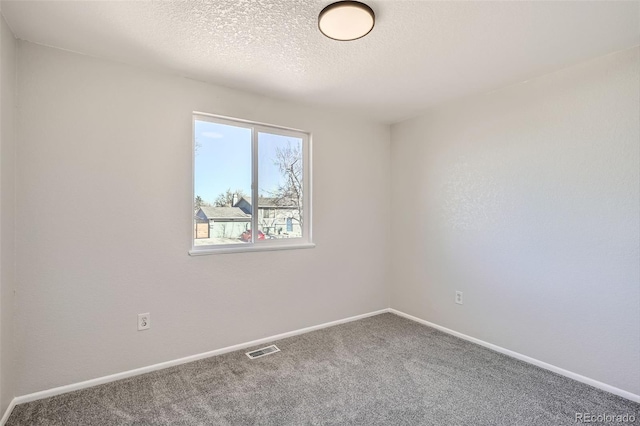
[138,313,150,331]
[455,291,463,305]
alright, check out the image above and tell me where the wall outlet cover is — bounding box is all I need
[138,313,150,330]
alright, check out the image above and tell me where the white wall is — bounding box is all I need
[14,41,390,395]
[391,47,640,395]
[0,12,16,415]
[7,31,638,402]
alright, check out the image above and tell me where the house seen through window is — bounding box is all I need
[192,113,312,253]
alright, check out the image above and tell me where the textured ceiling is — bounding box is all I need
[2,0,639,123]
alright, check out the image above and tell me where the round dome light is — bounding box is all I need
[318,1,375,41]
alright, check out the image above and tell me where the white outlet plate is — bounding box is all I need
[138,313,150,330]
[455,291,463,305]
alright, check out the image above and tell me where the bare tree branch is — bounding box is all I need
[214,188,246,207]
[270,141,303,227]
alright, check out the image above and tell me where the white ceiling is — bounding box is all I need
[2,1,639,123]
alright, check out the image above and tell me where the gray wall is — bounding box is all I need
[14,41,390,395]
[390,47,640,395]
[0,12,16,415]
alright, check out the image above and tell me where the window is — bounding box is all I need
[191,113,313,254]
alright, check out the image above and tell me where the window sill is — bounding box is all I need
[189,242,316,256]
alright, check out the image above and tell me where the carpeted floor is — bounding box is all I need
[7,313,639,425]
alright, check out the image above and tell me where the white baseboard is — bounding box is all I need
[3,306,637,425]
[0,399,16,426]
[389,308,640,403]
[2,308,389,423]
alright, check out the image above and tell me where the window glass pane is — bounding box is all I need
[194,120,252,245]
[257,132,303,239]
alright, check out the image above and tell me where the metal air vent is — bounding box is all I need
[246,345,280,359]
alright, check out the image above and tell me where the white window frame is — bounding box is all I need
[190,112,314,255]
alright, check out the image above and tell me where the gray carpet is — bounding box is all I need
[7,313,639,425]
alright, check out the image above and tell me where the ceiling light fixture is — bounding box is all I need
[318,1,375,41]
